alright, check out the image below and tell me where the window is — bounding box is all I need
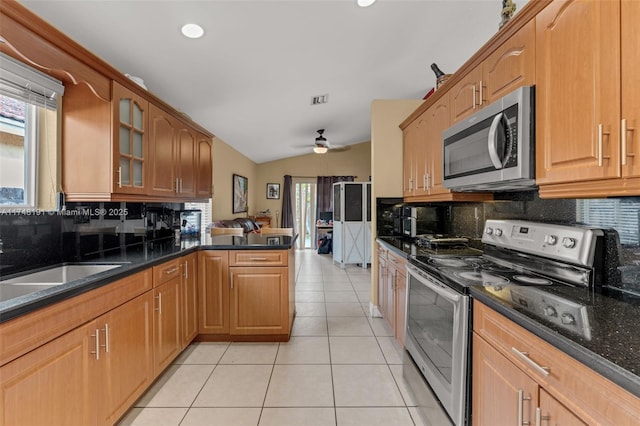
[0,53,64,210]
[576,198,640,246]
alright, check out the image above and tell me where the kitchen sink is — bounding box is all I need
[0,264,125,302]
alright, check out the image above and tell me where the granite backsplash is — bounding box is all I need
[0,202,181,276]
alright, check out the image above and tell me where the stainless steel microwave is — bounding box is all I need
[442,85,536,191]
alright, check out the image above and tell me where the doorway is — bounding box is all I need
[293,178,317,249]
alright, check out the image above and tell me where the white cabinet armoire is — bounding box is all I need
[332,182,371,269]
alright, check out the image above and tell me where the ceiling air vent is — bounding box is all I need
[311,94,328,105]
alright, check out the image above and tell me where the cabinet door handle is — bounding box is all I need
[175,178,180,194]
[472,84,477,109]
[156,293,162,315]
[512,347,550,377]
[518,389,532,426]
[535,407,550,426]
[183,261,188,279]
[598,124,604,167]
[117,167,122,188]
[622,119,628,166]
[479,80,484,106]
[91,329,100,360]
[101,324,110,353]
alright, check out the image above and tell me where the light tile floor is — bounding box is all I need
[118,250,451,426]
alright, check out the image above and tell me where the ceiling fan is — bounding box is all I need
[313,129,349,154]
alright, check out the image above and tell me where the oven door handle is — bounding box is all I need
[408,265,462,303]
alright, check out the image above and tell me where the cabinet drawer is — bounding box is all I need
[474,302,640,424]
[229,250,287,267]
[387,251,407,270]
[377,244,388,260]
[153,258,182,286]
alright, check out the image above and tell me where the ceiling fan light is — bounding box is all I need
[313,146,328,154]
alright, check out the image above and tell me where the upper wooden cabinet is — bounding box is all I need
[63,81,213,202]
[196,135,213,199]
[113,82,149,195]
[403,94,492,202]
[148,105,199,198]
[0,3,215,202]
[450,19,535,123]
[536,0,640,197]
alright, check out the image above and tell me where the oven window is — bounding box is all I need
[407,274,455,384]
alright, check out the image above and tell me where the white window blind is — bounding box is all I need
[576,199,640,245]
[0,53,64,110]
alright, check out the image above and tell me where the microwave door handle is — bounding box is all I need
[488,113,505,169]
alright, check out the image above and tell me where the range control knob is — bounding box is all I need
[494,228,503,237]
[544,235,558,245]
[562,237,577,249]
[561,313,576,325]
[543,306,557,317]
[485,228,493,235]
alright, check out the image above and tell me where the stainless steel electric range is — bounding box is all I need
[403,219,615,426]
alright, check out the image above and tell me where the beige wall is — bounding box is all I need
[212,138,371,223]
[211,137,258,221]
[369,99,422,308]
[254,141,372,226]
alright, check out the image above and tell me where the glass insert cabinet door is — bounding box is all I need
[113,82,148,193]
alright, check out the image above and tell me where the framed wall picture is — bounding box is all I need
[267,236,280,245]
[266,183,280,199]
[232,174,248,213]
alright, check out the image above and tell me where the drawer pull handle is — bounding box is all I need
[250,257,268,261]
[512,347,550,377]
[165,267,179,275]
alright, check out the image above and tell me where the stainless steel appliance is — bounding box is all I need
[442,85,535,191]
[404,219,612,426]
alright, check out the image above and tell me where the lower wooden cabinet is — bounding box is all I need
[0,321,97,426]
[198,250,230,334]
[473,302,640,425]
[97,292,154,425]
[0,292,154,426]
[152,275,182,375]
[198,249,295,339]
[472,333,538,426]
[229,266,289,335]
[181,253,198,348]
[376,242,407,345]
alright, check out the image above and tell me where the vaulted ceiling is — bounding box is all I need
[21,0,528,163]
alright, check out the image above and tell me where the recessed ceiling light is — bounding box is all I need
[181,23,204,39]
[357,0,376,7]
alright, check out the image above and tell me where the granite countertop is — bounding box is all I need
[376,236,415,257]
[471,285,640,398]
[0,233,297,323]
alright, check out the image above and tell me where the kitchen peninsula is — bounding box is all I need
[0,233,297,426]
